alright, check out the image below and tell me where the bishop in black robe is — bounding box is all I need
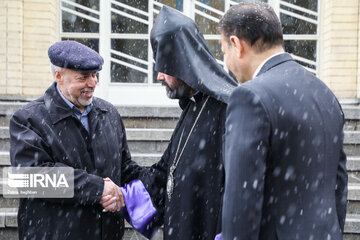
[124,6,237,240]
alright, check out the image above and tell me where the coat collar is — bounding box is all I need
[178,92,206,110]
[256,53,294,77]
[44,82,108,125]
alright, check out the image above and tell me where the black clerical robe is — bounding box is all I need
[134,6,237,240]
[141,92,227,239]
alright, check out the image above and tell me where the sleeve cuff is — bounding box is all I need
[120,179,162,239]
[215,233,222,240]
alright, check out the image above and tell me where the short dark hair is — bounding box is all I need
[219,2,283,52]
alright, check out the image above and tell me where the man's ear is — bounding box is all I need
[229,36,248,58]
[54,71,63,84]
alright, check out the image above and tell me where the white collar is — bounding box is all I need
[252,52,284,79]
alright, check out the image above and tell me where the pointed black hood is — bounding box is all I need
[151,6,237,103]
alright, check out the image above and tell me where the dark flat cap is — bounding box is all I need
[48,40,104,72]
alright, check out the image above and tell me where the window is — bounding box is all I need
[61,0,100,47]
[279,0,318,73]
[60,0,319,95]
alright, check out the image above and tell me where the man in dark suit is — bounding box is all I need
[217,2,348,240]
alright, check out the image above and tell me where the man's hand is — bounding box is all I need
[100,178,125,212]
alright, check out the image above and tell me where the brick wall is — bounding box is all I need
[319,0,359,99]
[23,0,56,96]
[358,2,360,99]
[0,0,56,97]
[0,0,6,95]
[1,0,23,95]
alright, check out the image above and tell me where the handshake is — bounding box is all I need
[100,177,125,212]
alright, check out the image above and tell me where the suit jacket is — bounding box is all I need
[10,82,142,239]
[222,53,348,240]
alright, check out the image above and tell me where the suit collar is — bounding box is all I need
[44,82,108,125]
[256,52,294,77]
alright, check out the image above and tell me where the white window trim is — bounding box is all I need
[59,0,320,106]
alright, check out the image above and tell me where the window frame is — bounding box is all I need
[59,0,320,104]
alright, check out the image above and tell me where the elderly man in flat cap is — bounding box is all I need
[9,40,142,239]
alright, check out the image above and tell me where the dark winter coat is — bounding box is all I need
[222,53,348,240]
[10,82,142,240]
[140,6,237,240]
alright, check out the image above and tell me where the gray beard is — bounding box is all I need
[163,81,192,99]
[166,85,189,99]
[78,96,93,107]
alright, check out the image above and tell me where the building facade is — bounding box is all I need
[0,0,359,105]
